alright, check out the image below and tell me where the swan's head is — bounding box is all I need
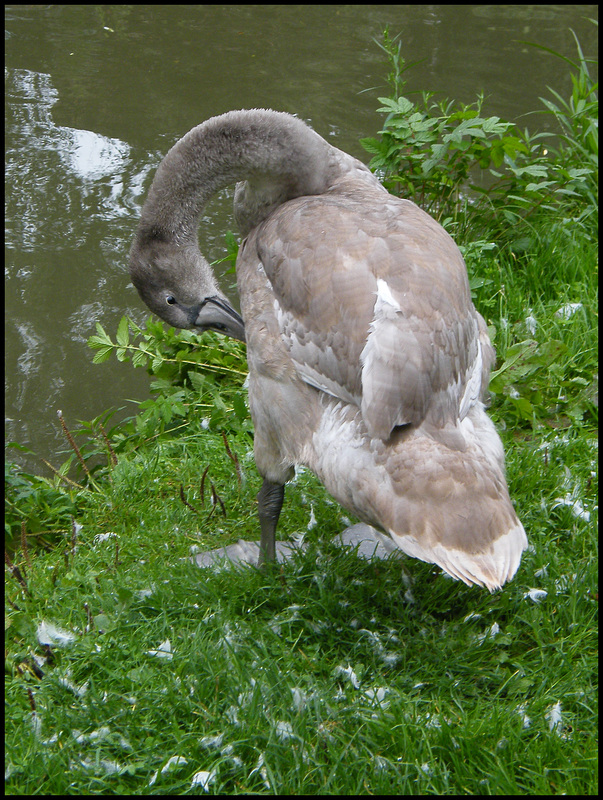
[129,235,245,342]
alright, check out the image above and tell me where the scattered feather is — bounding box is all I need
[524,588,548,603]
[275,720,295,742]
[58,671,89,697]
[334,665,360,688]
[291,687,307,711]
[149,756,188,786]
[31,711,42,739]
[374,755,392,772]
[147,639,173,659]
[191,769,217,791]
[36,621,76,647]
[403,588,415,604]
[545,701,563,734]
[249,753,271,790]
[516,702,531,729]
[555,302,582,319]
[307,504,317,530]
[418,712,442,730]
[79,757,122,775]
[363,687,389,707]
[476,622,500,642]
[552,494,590,521]
[554,573,576,594]
[200,733,224,750]
[93,532,117,544]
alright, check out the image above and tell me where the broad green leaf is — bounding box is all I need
[188,371,206,391]
[132,349,148,368]
[232,393,248,422]
[94,322,112,343]
[92,346,114,364]
[116,316,130,347]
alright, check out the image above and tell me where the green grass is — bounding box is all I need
[4,434,597,793]
[4,355,598,793]
[5,33,597,796]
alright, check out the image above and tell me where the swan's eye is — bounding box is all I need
[166,295,176,305]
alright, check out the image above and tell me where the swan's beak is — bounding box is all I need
[192,295,246,342]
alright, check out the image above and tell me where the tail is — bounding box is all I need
[383,406,527,591]
[313,399,527,591]
[389,519,527,591]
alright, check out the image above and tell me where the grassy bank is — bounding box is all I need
[5,33,597,794]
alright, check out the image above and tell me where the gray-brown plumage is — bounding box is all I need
[129,109,527,590]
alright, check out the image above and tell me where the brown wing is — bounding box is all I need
[253,188,485,440]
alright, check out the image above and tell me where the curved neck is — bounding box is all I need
[137,109,341,246]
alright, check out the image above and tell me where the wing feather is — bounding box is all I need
[253,189,489,439]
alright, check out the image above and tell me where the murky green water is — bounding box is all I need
[5,5,598,471]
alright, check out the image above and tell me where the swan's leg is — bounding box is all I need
[257,478,285,565]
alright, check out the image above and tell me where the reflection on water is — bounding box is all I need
[6,67,145,249]
[5,4,598,471]
[6,63,156,466]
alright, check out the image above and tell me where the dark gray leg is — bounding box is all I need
[257,478,285,565]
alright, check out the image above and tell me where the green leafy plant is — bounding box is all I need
[488,335,596,427]
[362,27,597,432]
[5,458,78,548]
[4,408,125,550]
[361,27,598,243]
[88,315,250,444]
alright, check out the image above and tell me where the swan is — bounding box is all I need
[129,108,527,590]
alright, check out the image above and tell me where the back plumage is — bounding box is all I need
[236,159,527,590]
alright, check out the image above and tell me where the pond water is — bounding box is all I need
[5,4,598,472]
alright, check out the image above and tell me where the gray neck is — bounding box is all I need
[137,109,340,246]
